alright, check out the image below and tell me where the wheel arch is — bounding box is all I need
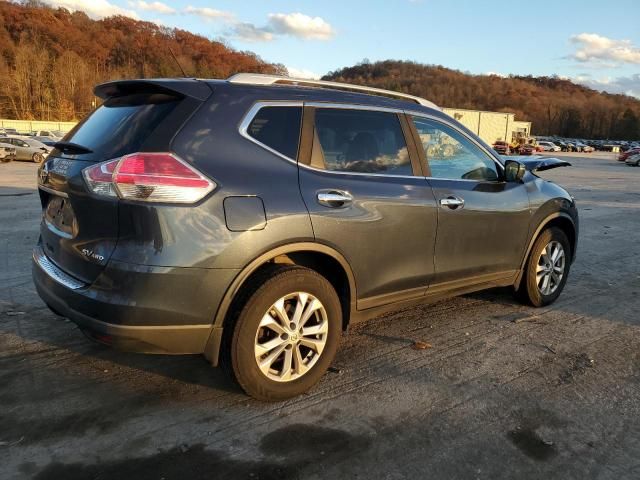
[203,242,356,365]
[515,211,577,287]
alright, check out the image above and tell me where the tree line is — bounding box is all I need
[0,1,283,121]
[2,3,639,140]
[324,60,640,140]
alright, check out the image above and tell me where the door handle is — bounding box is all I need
[440,196,465,210]
[317,191,353,208]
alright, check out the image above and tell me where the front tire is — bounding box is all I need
[516,227,571,307]
[224,265,342,401]
[32,152,44,163]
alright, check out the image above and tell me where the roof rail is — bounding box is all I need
[226,73,439,110]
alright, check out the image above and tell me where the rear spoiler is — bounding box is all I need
[94,79,212,101]
[503,156,571,172]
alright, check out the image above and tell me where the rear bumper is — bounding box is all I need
[32,247,238,354]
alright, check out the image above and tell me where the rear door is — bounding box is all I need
[37,83,207,284]
[298,105,438,309]
[408,115,531,287]
[5,138,28,160]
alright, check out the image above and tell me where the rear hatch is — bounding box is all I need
[37,80,211,284]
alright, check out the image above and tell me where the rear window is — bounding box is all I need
[247,106,302,160]
[57,93,181,161]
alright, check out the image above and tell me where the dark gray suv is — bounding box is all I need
[32,74,578,400]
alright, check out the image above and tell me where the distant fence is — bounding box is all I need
[1,119,77,134]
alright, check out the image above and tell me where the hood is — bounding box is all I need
[503,156,571,172]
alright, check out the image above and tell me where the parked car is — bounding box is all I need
[518,143,536,155]
[0,127,19,136]
[536,141,561,152]
[618,147,640,162]
[492,140,511,155]
[32,75,579,400]
[32,129,62,139]
[31,135,59,147]
[0,142,16,162]
[575,142,594,153]
[0,135,51,163]
[625,153,640,166]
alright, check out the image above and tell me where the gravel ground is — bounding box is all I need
[1,152,639,480]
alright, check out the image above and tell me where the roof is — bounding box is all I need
[226,73,440,110]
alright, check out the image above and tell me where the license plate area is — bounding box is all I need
[45,196,77,238]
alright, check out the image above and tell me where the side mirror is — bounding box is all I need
[505,160,526,182]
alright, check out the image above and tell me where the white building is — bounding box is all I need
[443,108,532,145]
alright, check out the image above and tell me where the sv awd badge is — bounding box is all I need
[81,248,105,262]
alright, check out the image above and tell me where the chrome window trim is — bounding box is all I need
[305,102,402,114]
[33,246,86,290]
[238,101,504,182]
[296,162,419,180]
[238,101,304,166]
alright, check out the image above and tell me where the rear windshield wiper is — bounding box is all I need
[53,141,93,154]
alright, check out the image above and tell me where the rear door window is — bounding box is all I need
[247,106,302,160]
[56,93,182,161]
[312,108,412,175]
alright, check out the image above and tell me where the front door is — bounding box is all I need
[298,106,438,309]
[408,115,531,287]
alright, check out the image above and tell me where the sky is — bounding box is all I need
[38,0,640,98]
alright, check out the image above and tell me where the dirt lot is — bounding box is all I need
[1,152,639,479]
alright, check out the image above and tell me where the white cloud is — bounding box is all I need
[485,71,505,77]
[40,0,139,19]
[286,67,321,80]
[569,33,640,66]
[232,12,335,42]
[184,5,234,21]
[232,23,274,42]
[267,13,334,40]
[575,73,640,99]
[129,1,176,14]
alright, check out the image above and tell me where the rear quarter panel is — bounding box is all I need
[112,84,314,269]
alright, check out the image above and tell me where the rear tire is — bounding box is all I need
[222,265,342,401]
[516,227,571,307]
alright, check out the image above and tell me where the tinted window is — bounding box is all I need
[247,106,302,160]
[411,117,499,181]
[312,109,412,175]
[57,93,181,161]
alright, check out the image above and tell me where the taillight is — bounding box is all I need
[83,153,215,203]
[83,159,119,197]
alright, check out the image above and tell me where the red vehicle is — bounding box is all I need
[619,147,640,162]
[518,144,536,155]
[492,141,511,155]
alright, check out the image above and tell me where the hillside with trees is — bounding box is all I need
[0,1,284,121]
[2,3,639,140]
[324,60,640,140]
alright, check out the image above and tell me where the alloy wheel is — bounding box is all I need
[254,292,328,382]
[536,241,565,296]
